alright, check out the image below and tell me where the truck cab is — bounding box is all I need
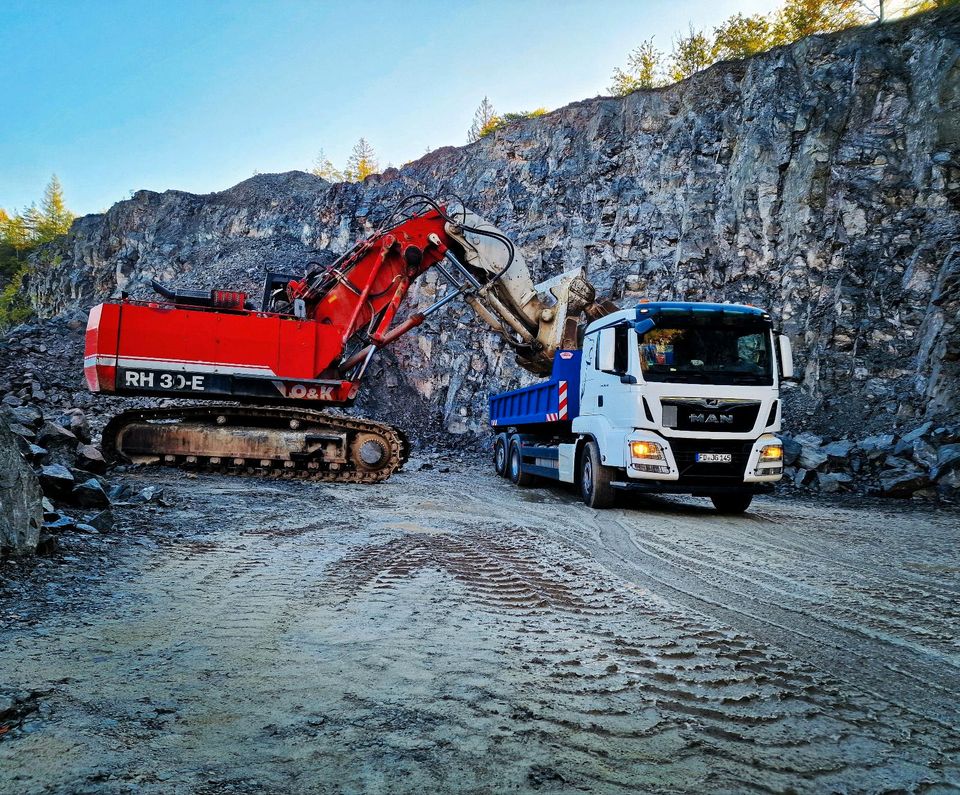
[489,301,794,513]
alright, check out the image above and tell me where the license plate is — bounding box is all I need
[696,453,732,463]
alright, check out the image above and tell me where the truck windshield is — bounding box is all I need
[637,321,773,385]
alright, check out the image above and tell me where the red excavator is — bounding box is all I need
[84,195,612,483]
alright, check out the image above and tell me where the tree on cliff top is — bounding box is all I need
[344,138,379,182]
[467,97,497,143]
[609,38,667,94]
[0,175,75,329]
[668,26,715,82]
[773,0,861,39]
[34,175,75,243]
[609,0,935,96]
[711,14,775,60]
[310,148,345,183]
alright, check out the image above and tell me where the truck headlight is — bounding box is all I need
[630,440,670,473]
[630,440,664,460]
[759,444,783,463]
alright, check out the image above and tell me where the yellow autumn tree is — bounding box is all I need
[344,138,379,182]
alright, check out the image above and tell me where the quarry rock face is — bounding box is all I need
[28,9,960,443]
[0,418,43,556]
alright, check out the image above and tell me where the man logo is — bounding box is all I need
[689,413,734,424]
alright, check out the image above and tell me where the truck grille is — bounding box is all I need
[668,438,754,484]
[661,398,760,433]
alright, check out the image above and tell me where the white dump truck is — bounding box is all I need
[489,301,794,513]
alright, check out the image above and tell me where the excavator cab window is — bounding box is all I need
[261,272,300,314]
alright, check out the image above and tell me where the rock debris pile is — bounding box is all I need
[0,315,150,557]
[781,422,960,499]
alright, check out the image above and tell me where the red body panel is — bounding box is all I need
[84,303,119,392]
[84,209,455,407]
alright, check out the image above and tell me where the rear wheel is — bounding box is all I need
[508,438,535,487]
[580,440,615,509]
[493,433,509,477]
[711,492,753,514]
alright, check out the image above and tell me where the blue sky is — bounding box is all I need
[1,0,780,217]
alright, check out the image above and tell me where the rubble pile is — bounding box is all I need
[0,315,141,557]
[782,421,960,500]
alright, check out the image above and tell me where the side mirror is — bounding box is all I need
[633,318,656,335]
[598,327,617,372]
[778,335,794,379]
[620,374,637,385]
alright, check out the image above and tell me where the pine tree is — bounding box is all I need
[1,212,30,252]
[310,148,345,182]
[344,138,379,182]
[34,175,75,242]
[467,97,497,143]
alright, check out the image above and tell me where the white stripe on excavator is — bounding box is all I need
[83,355,278,377]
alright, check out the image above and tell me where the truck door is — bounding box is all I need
[581,324,635,426]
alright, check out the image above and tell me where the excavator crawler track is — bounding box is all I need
[102,406,410,484]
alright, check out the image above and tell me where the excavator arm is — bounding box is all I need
[266,195,611,381]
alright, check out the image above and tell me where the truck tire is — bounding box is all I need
[580,440,615,509]
[711,492,753,514]
[493,433,509,478]
[508,438,535,487]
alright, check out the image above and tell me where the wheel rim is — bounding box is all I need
[495,442,505,472]
[583,457,593,497]
[511,448,520,480]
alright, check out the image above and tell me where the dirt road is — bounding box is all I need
[2,464,958,793]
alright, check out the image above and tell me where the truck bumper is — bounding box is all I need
[624,433,784,488]
[611,480,775,495]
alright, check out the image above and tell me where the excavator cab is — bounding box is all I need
[260,272,301,314]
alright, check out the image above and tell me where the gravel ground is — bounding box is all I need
[1,463,958,794]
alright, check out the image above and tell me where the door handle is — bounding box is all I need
[598,395,604,407]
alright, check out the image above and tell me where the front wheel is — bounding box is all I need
[580,440,615,509]
[493,433,509,477]
[711,492,753,514]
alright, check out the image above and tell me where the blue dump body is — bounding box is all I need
[489,350,582,429]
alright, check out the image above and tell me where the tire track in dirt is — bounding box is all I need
[318,522,960,793]
[3,470,958,793]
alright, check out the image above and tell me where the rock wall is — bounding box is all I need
[0,417,43,556]
[29,9,960,443]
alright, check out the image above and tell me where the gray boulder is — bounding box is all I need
[899,422,933,446]
[781,437,802,467]
[71,478,110,508]
[936,467,960,497]
[0,418,43,556]
[858,434,896,460]
[880,468,932,498]
[798,445,829,471]
[38,464,75,501]
[3,404,42,429]
[817,472,853,494]
[903,438,939,470]
[937,443,960,471]
[75,444,106,473]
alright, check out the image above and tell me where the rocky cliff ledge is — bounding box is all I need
[31,9,960,443]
